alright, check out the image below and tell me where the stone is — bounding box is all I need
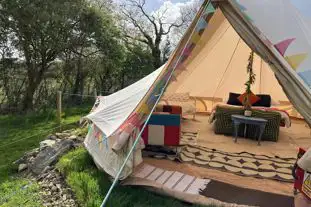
[48,135,58,140]
[40,140,56,150]
[51,186,58,192]
[30,139,74,175]
[68,135,77,140]
[18,163,28,172]
[55,132,71,139]
[62,194,67,201]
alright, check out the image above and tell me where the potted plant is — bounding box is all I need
[243,51,255,116]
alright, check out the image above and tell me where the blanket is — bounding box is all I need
[209,103,291,128]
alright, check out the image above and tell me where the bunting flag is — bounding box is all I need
[195,18,208,33]
[170,74,177,82]
[285,53,308,70]
[202,3,215,18]
[274,38,296,56]
[233,0,254,22]
[191,33,201,44]
[298,71,311,87]
[234,0,247,11]
[182,44,194,57]
[244,13,253,22]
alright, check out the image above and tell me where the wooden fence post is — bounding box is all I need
[57,91,62,131]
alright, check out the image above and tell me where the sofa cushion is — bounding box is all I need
[227,92,243,106]
[252,94,271,107]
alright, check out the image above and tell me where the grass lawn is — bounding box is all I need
[0,105,92,183]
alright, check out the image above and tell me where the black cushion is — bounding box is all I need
[227,92,243,106]
[252,94,271,107]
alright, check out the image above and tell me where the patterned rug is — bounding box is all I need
[179,131,198,145]
[180,145,296,182]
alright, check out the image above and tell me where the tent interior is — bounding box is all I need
[158,8,310,158]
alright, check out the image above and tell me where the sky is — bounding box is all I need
[143,0,192,11]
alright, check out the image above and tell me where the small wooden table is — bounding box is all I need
[231,115,268,145]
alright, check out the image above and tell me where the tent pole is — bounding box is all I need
[100,1,212,206]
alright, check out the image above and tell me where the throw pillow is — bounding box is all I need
[227,92,243,106]
[252,94,271,107]
[238,92,261,106]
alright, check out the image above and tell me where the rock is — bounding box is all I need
[55,132,71,139]
[40,140,56,150]
[47,135,57,140]
[62,194,67,201]
[68,135,77,140]
[51,186,58,192]
[30,139,74,175]
[18,163,28,172]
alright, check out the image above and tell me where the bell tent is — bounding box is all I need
[83,0,311,204]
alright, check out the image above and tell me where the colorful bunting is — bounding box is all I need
[170,74,177,82]
[195,18,207,33]
[285,53,308,70]
[191,33,201,44]
[202,3,215,19]
[274,38,296,56]
[234,0,247,11]
[298,71,311,87]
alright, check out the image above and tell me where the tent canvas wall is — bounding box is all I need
[164,8,299,117]
[84,0,311,182]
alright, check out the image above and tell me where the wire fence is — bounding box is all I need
[0,92,96,172]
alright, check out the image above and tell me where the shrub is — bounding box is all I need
[56,147,94,175]
[0,179,42,207]
[66,171,102,207]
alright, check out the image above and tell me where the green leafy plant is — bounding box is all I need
[243,51,256,110]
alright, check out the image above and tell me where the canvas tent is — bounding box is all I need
[84,0,311,187]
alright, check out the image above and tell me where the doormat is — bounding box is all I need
[179,145,296,182]
[201,180,294,207]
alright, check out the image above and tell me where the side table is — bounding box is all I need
[231,114,268,146]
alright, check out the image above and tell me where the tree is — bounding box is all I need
[118,0,188,69]
[0,0,89,110]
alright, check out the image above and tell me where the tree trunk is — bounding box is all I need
[71,71,84,105]
[151,47,162,69]
[22,79,39,111]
